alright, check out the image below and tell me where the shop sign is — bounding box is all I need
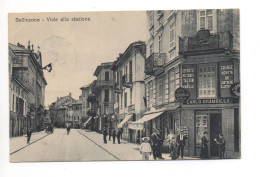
[230,82,240,97]
[186,97,239,105]
[176,126,189,137]
[175,88,190,103]
[182,65,196,89]
[128,123,144,130]
[219,62,234,97]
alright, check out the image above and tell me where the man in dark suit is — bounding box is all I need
[177,130,187,159]
[151,129,164,160]
[102,127,108,144]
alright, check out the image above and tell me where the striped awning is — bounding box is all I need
[117,114,132,128]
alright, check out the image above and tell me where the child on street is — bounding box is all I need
[140,137,152,160]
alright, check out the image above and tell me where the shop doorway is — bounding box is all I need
[210,114,222,157]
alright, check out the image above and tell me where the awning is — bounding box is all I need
[84,117,93,126]
[128,111,164,130]
[117,114,132,128]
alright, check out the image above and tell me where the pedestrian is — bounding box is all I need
[156,129,164,159]
[67,125,71,135]
[177,130,187,159]
[116,129,121,144]
[151,129,164,160]
[120,128,123,139]
[167,130,177,159]
[215,133,226,159]
[140,137,152,160]
[108,127,112,141]
[200,131,209,159]
[112,129,116,144]
[102,127,108,144]
[27,128,32,144]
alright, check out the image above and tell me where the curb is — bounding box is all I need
[10,133,51,155]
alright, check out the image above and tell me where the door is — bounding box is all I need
[210,114,222,157]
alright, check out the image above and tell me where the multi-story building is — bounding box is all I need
[112,41,146,143]
[130,9,240,158]
[92,62,114,132]
[71,101,82,128]
[50,93,76,127]
[80,84,92,127]
[9,42,47,135]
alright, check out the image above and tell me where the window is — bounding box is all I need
[129,60,133,82]
[124,92,127,108]
[12,94,14,111]
[198,65,216,98]
[150,42,154,56]
[196,115,208,144]
[168,69,176,102]
[105,71,109,81]
[149,11,154,28]
[104,89,109,102]
[148,81,153,107]
[120,94,123,109]
[198,10,214,32]
[159,33,162,53]
[130,88,132,105]
[157,76,164,105]
[170,20,176,48]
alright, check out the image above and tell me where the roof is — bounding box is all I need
[80,83,92,90]
[112,41,146,70]
[94,62,114,76]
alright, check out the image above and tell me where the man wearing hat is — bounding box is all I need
[177,129,187,159]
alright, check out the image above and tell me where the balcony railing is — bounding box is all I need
[87,109,96,116]
[114,82,122,93]
[128,104,135,113]
[145,53,166,75]
[87,93,96,102]
[95,80,114,88]
[179,30,233,54]
[122,73,133,87]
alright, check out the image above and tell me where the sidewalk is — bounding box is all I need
[77,129,199,161]
[10,130,49,154]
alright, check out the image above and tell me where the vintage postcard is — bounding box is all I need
[8,9,240,162]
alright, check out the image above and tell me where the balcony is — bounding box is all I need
[122,74,133,88]
[128,104,135,113]
[145,53,166,75]
[87,93,96,102]
[87,109,96,116]
[114,82,122,93]
[95,80,114,88]
[179,30,233,55]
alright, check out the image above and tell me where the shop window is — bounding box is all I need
[168,69,176,102]
[196,115,208,144]
[198,65,216,98]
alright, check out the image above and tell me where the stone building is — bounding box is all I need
[130,9,240,158]
[92,62,115,132]
[71,101,82,128]
[9,42,47,136]
[111,41,146,143]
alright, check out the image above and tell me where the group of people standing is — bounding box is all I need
[102,127,122,144]
[200,131,226,159]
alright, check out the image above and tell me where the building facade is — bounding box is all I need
[80,84,92,127]
[92,62,115,132]
[71,101,82,128]
[9,42,47,136]
[112,41,146,143]
[129,9,240,158]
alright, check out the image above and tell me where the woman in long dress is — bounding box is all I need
[200,131,209,159]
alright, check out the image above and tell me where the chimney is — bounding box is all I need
[57,97,59,100]
[69,93,71,97]
[38,46,40,52]
[27,40,31,50]
[32,44,34,52]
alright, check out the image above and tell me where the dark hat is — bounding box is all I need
[204,131,208,134]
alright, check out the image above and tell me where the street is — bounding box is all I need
[10,129,119,162]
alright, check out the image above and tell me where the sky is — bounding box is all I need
[8,11,148,106]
